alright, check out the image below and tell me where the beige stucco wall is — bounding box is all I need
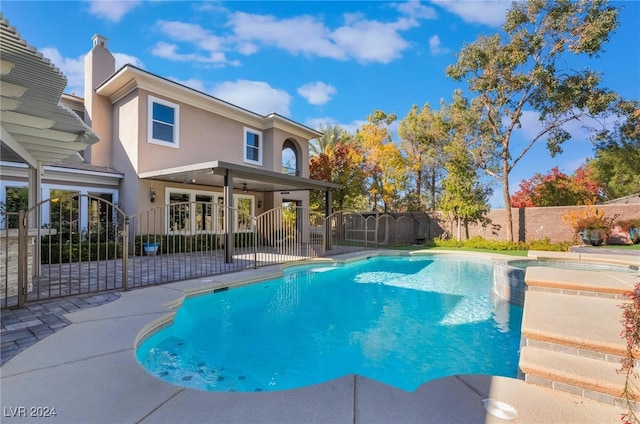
[111,91,140,216]
[131,91,312,177]
[464,204,640,243]
[135,90,266,172]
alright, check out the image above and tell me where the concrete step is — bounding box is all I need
[520,346,635,404]
[519,289,640,407]
[522,290,627,357]
[525,266,639,298]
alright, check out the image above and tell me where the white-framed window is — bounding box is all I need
[148,95,179,148]
[165,188,254,234]
[0,180,118,231]
[235,194,254,232]
[243,127,262,165]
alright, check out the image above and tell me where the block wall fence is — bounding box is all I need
[389,203,640,244]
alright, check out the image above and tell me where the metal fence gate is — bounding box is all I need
[1,194,128,308]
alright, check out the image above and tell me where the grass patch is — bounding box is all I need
[592,243,640,250]
[389,244,529,256]
[388,236,569,257]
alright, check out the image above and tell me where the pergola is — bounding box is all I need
[0,14,100,211]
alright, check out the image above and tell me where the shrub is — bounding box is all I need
[41,242,123,264]
[133,234,221,255]
[562,205,617,235]
[433,236,569,252]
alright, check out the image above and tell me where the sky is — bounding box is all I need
[1,0,639,207]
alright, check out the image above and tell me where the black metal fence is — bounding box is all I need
[1,197,421,308]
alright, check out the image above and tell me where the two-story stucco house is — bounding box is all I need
[1,27,337,234]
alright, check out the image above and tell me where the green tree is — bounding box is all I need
[310,123,353,157]
[446,0,620,241]
[588,100,640,200]
[398,102,447,211]
[439,116,491,241]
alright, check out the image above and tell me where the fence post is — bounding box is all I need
[122,218,129,291]
[17,211,27,308]
[253,217,257,269]
[374,212,379,249]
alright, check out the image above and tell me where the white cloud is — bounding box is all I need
[41,47,144,95]
[332,19,411,63]
[431,0,510,27]
[229,12,345,60]
[152,4,436,67]
[87,0,141,23]
[211,80,292,116]
[228,11,418,64]
[428,34,450,55]
[297,81,337,106]
[393,0,438,20]
[154,21,232,64]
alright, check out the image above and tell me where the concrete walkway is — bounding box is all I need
[0,252,628,423]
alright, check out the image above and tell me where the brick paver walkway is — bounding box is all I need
[1,292,120,366]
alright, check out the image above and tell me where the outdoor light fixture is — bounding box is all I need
[149,187,156,203]
[258,200,263,208]
[242,183,248,192]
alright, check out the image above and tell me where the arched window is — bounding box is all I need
[282,139,299,176]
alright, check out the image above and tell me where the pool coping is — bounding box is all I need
[0,250,628,423]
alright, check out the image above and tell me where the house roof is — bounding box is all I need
[96,64,323,140]
[139,160,340,193]
[0,14,100,168]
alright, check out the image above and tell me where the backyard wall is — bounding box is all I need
[471,204,640,243]
[384,203,640,244]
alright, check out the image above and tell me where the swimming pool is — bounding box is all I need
[136,255,523,392]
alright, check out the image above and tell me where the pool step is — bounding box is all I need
[524,266,637,299]
[519,289,638,406]
[519,346,635,403]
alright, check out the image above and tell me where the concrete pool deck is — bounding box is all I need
[1,250,636,423]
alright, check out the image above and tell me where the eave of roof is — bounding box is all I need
[96,64,322,140]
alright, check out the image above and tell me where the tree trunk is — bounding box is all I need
[502,159,514,242]
[430,171,436,211]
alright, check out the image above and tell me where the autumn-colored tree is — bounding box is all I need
[309,142,367,212]
[356,110,408,213]
[398,102,447,210]
[510,166,603,207]
[446,0,620,241]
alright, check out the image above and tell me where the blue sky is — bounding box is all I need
[2,1,638,207]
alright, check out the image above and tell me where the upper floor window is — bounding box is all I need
[244,128,262,165]
[148,96,179,148]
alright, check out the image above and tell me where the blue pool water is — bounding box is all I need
[136,255,523,392]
